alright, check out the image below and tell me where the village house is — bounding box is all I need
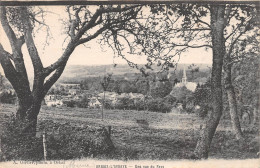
[129,92,144,100]
[44,94,63,107]
[68,88,78,95]
[59,83,80,89]
[117,93,129,99]
[88,97,102,109]
[97,91,145,106]
[62,95,74,101]
[98,91,118,105]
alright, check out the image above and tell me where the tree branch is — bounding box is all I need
[42,64,66,96]
[175,44,212,48]
[0,7,25,66]
[227,31,244,59]
[43,7,105,76]
[45,5,141,77]
[226,16,256,58]
[43,40,76,77]
[0,44,16,76]
[0,7,18,50]
[0,44,20,95]
[225,25,240,41]
[21,7,44,73]
[76,24,109,46]
[75,5,141,41]
[0,6,30,87]
[191,9,211,29]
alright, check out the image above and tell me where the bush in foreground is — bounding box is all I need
[0,117,114,161]
[0,114,43,161]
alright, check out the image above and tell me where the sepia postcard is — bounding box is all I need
[0,0,259,168]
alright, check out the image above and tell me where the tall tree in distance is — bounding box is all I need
[188,64,199,81]
[100,73,112,120]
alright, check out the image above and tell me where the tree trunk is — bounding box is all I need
[224,62,243,140]
[194,5,226,159]
[16,94,33,120]
[16,98,43,136]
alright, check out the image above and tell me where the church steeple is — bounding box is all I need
[182,67,187,84]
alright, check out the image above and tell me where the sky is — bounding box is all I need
[0,6,212,76]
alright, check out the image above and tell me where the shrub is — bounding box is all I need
[114,97,134,110]
[163,95,177,105]
[46,125,115,160]
[0,91,16,104]
[75,94,90,108]
[0,115,43,161]
[134,100,146,111]
[63,100,76,107]
[0,117,115,161]
[146,98,172,113]
[104,100,113,109]
[150,81,172,98]
[195,105,211,118]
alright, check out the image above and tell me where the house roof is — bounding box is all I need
[175,82,197,92]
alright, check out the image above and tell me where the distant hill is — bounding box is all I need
[58,63,211,83]
[1,63,211,89]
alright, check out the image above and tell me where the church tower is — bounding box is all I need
[182,67,187,85]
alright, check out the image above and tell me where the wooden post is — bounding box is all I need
[0,137,1,153]
[108,126,111,137]
[102,91,105,120]
[42,129,47,161]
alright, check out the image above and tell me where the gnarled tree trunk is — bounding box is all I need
[194,5,226,159]
[9,75,46,136]
[17,100,42,136]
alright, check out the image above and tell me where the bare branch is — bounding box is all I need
[0,44,21,94]
[191,9,211,28]
[175,44,212,48]
[0,6,29,81]
[42,64,66,96]
[21,7,44,73]
[45,5,142,77]
[76,24,109,46]
[225,25,240,41]
[0,7,18,50]
[226,16,256,58]
[75,5,142,41]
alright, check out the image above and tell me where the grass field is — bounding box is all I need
[0,103,259,160]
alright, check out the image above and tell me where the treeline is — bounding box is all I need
[67,68,210,93]
[103,95,176,113]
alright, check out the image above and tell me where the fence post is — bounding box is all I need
[42,129,47,161]
[108,126,111,137]
[0,137,1,153]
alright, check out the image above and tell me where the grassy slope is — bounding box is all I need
[0,103,258,160]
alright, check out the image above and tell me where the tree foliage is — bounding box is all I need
[150,80,172,98]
